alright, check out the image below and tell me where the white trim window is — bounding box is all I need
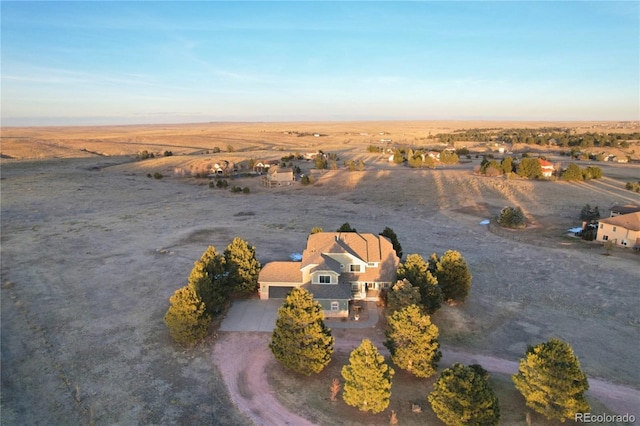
[319,275,331,284]
[350,264,361,272]
[331,301,339,311]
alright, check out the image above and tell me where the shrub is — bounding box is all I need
[625,181,640,192]
[163,150,173,156]
[147,173,152,178]
[209,181,215,188]
[242,186,250,194]
[153,172,163,179]
[216,179,228,189]
[301,175,312,185]
[497,206,526,228]
[230,186,243,193]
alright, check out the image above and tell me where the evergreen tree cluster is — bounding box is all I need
[164,238,261,346]
[579,204,600,223]
[394,250,472,311]
[561,163,604,181]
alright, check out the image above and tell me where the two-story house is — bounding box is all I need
[258,232,400,318]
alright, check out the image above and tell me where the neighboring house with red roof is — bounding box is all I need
[258,232,400,318]
[596,212,640,248]
[538,158,555,178]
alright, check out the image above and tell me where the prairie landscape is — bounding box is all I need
[1,120,640,425]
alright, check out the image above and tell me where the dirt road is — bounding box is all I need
[213,332,640,426]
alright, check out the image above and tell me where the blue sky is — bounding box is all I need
[1,1,638,126]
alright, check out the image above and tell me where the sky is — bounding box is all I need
[1,1,639,126]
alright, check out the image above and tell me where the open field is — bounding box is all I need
[1,121,639,424]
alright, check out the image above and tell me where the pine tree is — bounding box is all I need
[386,279,421,314]
[337,222,357,232]
[187,246,228,315]
[432,250,472,303]
[397,254,443,314]
[163,286,211,346]
[269,288,334,375]
[224,237,261,296]
[384,305,441,378]
[501,156,514,174]
[341,339,394,414]
[512,338,589,422]
[428,363,500,426]
[380,227,403,259]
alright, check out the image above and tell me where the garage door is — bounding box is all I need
[268,286,295,299]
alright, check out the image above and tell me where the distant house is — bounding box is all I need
[609,204,640,217]
[258,232,400,318]
[261,165,294,187]
[538,159,555,178]
[253,160,271,174]
[596,212,640,248]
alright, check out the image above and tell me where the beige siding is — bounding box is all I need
[597,223,640,247]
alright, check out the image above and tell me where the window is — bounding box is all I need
[600,224,604,229]
[351,283,359,291]
[319,275,331,284]
[382,282,391,289]
[613,226,617,232]
[367,262,377,267]
[331,301,339,311]
[350,264,361,272]
[603,235,609,241]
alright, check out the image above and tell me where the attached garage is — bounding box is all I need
[258,261,303,300]
[268,286,295,299]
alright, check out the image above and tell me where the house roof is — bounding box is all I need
[303,232,393,264]
[258,262,301,283]
[599,212,640,232]
[303,232,399,282]
[610,204,640,215]
[538,158,554,168]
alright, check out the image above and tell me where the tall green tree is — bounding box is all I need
[518,157,543,179]
[224,237,261,296]
[501,156,514,174]
[428,363,500,426]
[386,279,421,314]
[431,250,472,303]
[512,338,589,422]
[562,163,584,181]
[380,227,403,259]
[269,288,334,375]
[188,246,228,315]
[397,254,443,314]
[163,286,211,346]
[341,339,394,414]
[384,305,441,378]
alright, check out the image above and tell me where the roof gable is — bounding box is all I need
[599,212,640,231]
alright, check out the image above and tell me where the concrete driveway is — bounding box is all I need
[219,299,379,332]
[219,299,281,332]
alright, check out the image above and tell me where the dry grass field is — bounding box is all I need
[1,120,639,425]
